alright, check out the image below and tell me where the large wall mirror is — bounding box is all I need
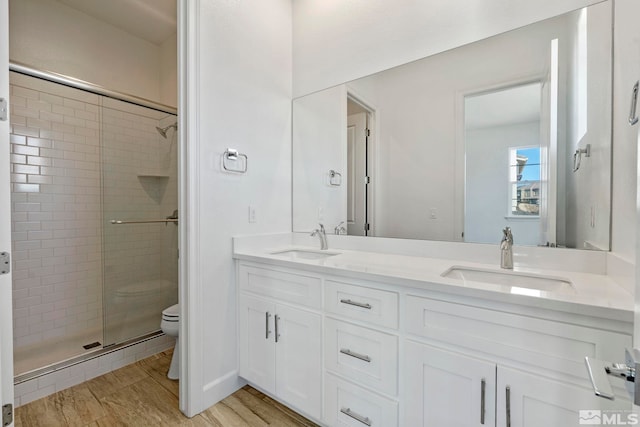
[292,1,612,250]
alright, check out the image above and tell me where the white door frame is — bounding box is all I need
[455,73,546,243]
[0,0,15,423]
[178,0,200,417]
[346,89,376,236]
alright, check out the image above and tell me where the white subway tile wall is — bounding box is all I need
[101,98,178,345]
[9,72,178,375]
[10,74,104,375]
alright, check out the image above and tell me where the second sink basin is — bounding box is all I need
[441,266,574,293]
[271,249,340,260]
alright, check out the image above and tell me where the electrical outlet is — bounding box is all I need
[249,206,257,223]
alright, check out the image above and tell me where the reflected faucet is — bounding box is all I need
[500,227,513,269]
[311,224,328,250]
[334,221,347,235]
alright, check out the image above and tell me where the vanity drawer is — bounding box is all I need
[325,318,398,396]
[325,373,398,427]
[325,280,398,329]
[238,263,321,308]
[405,295,632,379]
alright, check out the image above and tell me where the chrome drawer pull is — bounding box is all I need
[630,81,639,125]
[480,378,485,424]
[340,348,371,363]
[340,299,372,309]
[275,315,280,343]
[506,386,511,427]
[265,312,271,339]
[340,407,372,426]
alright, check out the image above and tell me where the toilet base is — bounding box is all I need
[168,337,179,380]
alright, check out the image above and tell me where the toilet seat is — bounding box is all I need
[162,304,179,321]
[160,303,180,380]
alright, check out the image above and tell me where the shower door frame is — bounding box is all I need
[6,63,179,386]
[0,0,14,418]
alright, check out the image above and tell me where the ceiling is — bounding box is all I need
[57,0,176,45]
[465,83,542,130]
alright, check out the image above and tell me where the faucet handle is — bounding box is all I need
[502,227,513,243]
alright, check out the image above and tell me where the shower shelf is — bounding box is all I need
[137,170,170,178]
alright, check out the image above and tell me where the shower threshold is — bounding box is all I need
[14,330,165,385]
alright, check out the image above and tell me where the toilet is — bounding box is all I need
[161,304,180,379]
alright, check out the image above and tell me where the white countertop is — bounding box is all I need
[233,236,634,323]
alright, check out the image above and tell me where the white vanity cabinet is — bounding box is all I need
[405,341,497,426]
[405,340,630,427]
[234,258,633,427]
[237,264,323,420]
[404,294,632,427]
[323,279,401,426]
[495,366,629,427]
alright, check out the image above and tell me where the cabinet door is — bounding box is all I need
[238,295,276,394]
[275,304,322,420]
[405,340,496,427]
[496,366,630,427]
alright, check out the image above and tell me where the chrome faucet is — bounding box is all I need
[311,224,328,250]
[334,221,346,235]
[500,227,513,269]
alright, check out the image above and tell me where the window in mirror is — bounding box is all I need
[509,147,541,217]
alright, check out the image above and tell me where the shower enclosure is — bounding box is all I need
[9,67,178,376]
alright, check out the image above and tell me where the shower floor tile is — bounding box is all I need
[13,329,103,376]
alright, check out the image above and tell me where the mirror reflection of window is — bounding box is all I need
[464,82,542,246]
[509,147,541,217]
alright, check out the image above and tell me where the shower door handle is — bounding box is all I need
[0,252,9,275]
[0,98,7,121]
[630,81,639,125]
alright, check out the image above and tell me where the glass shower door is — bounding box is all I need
[101,98,178,346]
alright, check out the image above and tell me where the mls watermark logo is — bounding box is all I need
[580,410,602,425]
[579,409,640,425]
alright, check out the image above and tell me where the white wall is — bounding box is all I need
[292,85,347,232]
[292,0,603,97]
[181,0,292,416]
[465,122,542,245]
[9,0,177,107]
[563,5,612,251]
[160,36,178,107]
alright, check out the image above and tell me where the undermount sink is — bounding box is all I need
[441,266,574,293]
[271,249,340,260]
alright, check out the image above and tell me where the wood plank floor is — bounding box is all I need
[15,349,319,427]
